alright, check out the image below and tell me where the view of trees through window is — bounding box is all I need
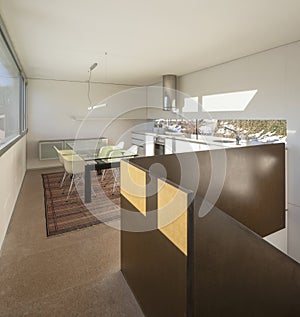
[154,119,287,143]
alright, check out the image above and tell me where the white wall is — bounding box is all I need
[27,79,149,169]
[0,136,26,250]
[178,41,300,261]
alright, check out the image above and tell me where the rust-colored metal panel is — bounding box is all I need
[214,144,285,236]
[122,143,290,317]
[131,143,285,236]
[121,196,187,317]
[193,196,300,316]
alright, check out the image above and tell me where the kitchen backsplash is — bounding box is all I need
[153,119,287,143]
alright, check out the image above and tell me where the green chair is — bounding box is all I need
[62,154,85,201]
[98,145,114,158]
[53,146,76,187]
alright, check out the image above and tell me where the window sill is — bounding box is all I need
[0,129,28,157]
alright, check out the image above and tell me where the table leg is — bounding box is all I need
[85,164,93,203]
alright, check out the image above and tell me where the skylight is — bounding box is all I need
[202,90,257,112]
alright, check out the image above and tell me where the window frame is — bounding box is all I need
[0,19,27,157]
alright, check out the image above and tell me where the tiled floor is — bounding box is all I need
[0,168,144,317]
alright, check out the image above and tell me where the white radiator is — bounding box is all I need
[39,141,64,160]
[39,138,109,160]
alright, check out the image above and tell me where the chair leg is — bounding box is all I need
[66,175,75,201]
[101,170,106,181]
[60,171,67,188]
[112,168,120,193]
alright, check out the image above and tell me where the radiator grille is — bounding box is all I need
[39,141,63,160]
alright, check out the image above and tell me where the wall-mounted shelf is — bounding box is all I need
[71,116,147,121]
[71,116,109,121]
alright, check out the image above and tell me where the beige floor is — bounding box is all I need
[0,168,144,317]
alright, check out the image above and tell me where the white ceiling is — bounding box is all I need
[1,0,300,85]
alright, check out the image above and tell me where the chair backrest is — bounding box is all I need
[108,149,124,162]
[63,155,85,174]
[53,146,64,164]
[123,145,138,156]
[98,145,114,158]
[113,141,125,150]
[53,146,75,164]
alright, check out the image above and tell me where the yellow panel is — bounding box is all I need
[157,179,188,256]
[120,160,146,215]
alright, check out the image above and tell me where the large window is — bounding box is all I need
[0,26,26,153]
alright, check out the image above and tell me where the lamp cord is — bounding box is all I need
[87,70,92,108]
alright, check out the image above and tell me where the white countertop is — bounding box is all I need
[132,130,286,149]
[132,131,255,148]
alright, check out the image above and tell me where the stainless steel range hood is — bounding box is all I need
[163,74,177,111]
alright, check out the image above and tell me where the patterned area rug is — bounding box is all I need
[42,170,120,236]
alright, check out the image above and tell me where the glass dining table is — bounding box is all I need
[66,141,136,203]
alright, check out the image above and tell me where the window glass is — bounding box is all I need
[0,29,23,150]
